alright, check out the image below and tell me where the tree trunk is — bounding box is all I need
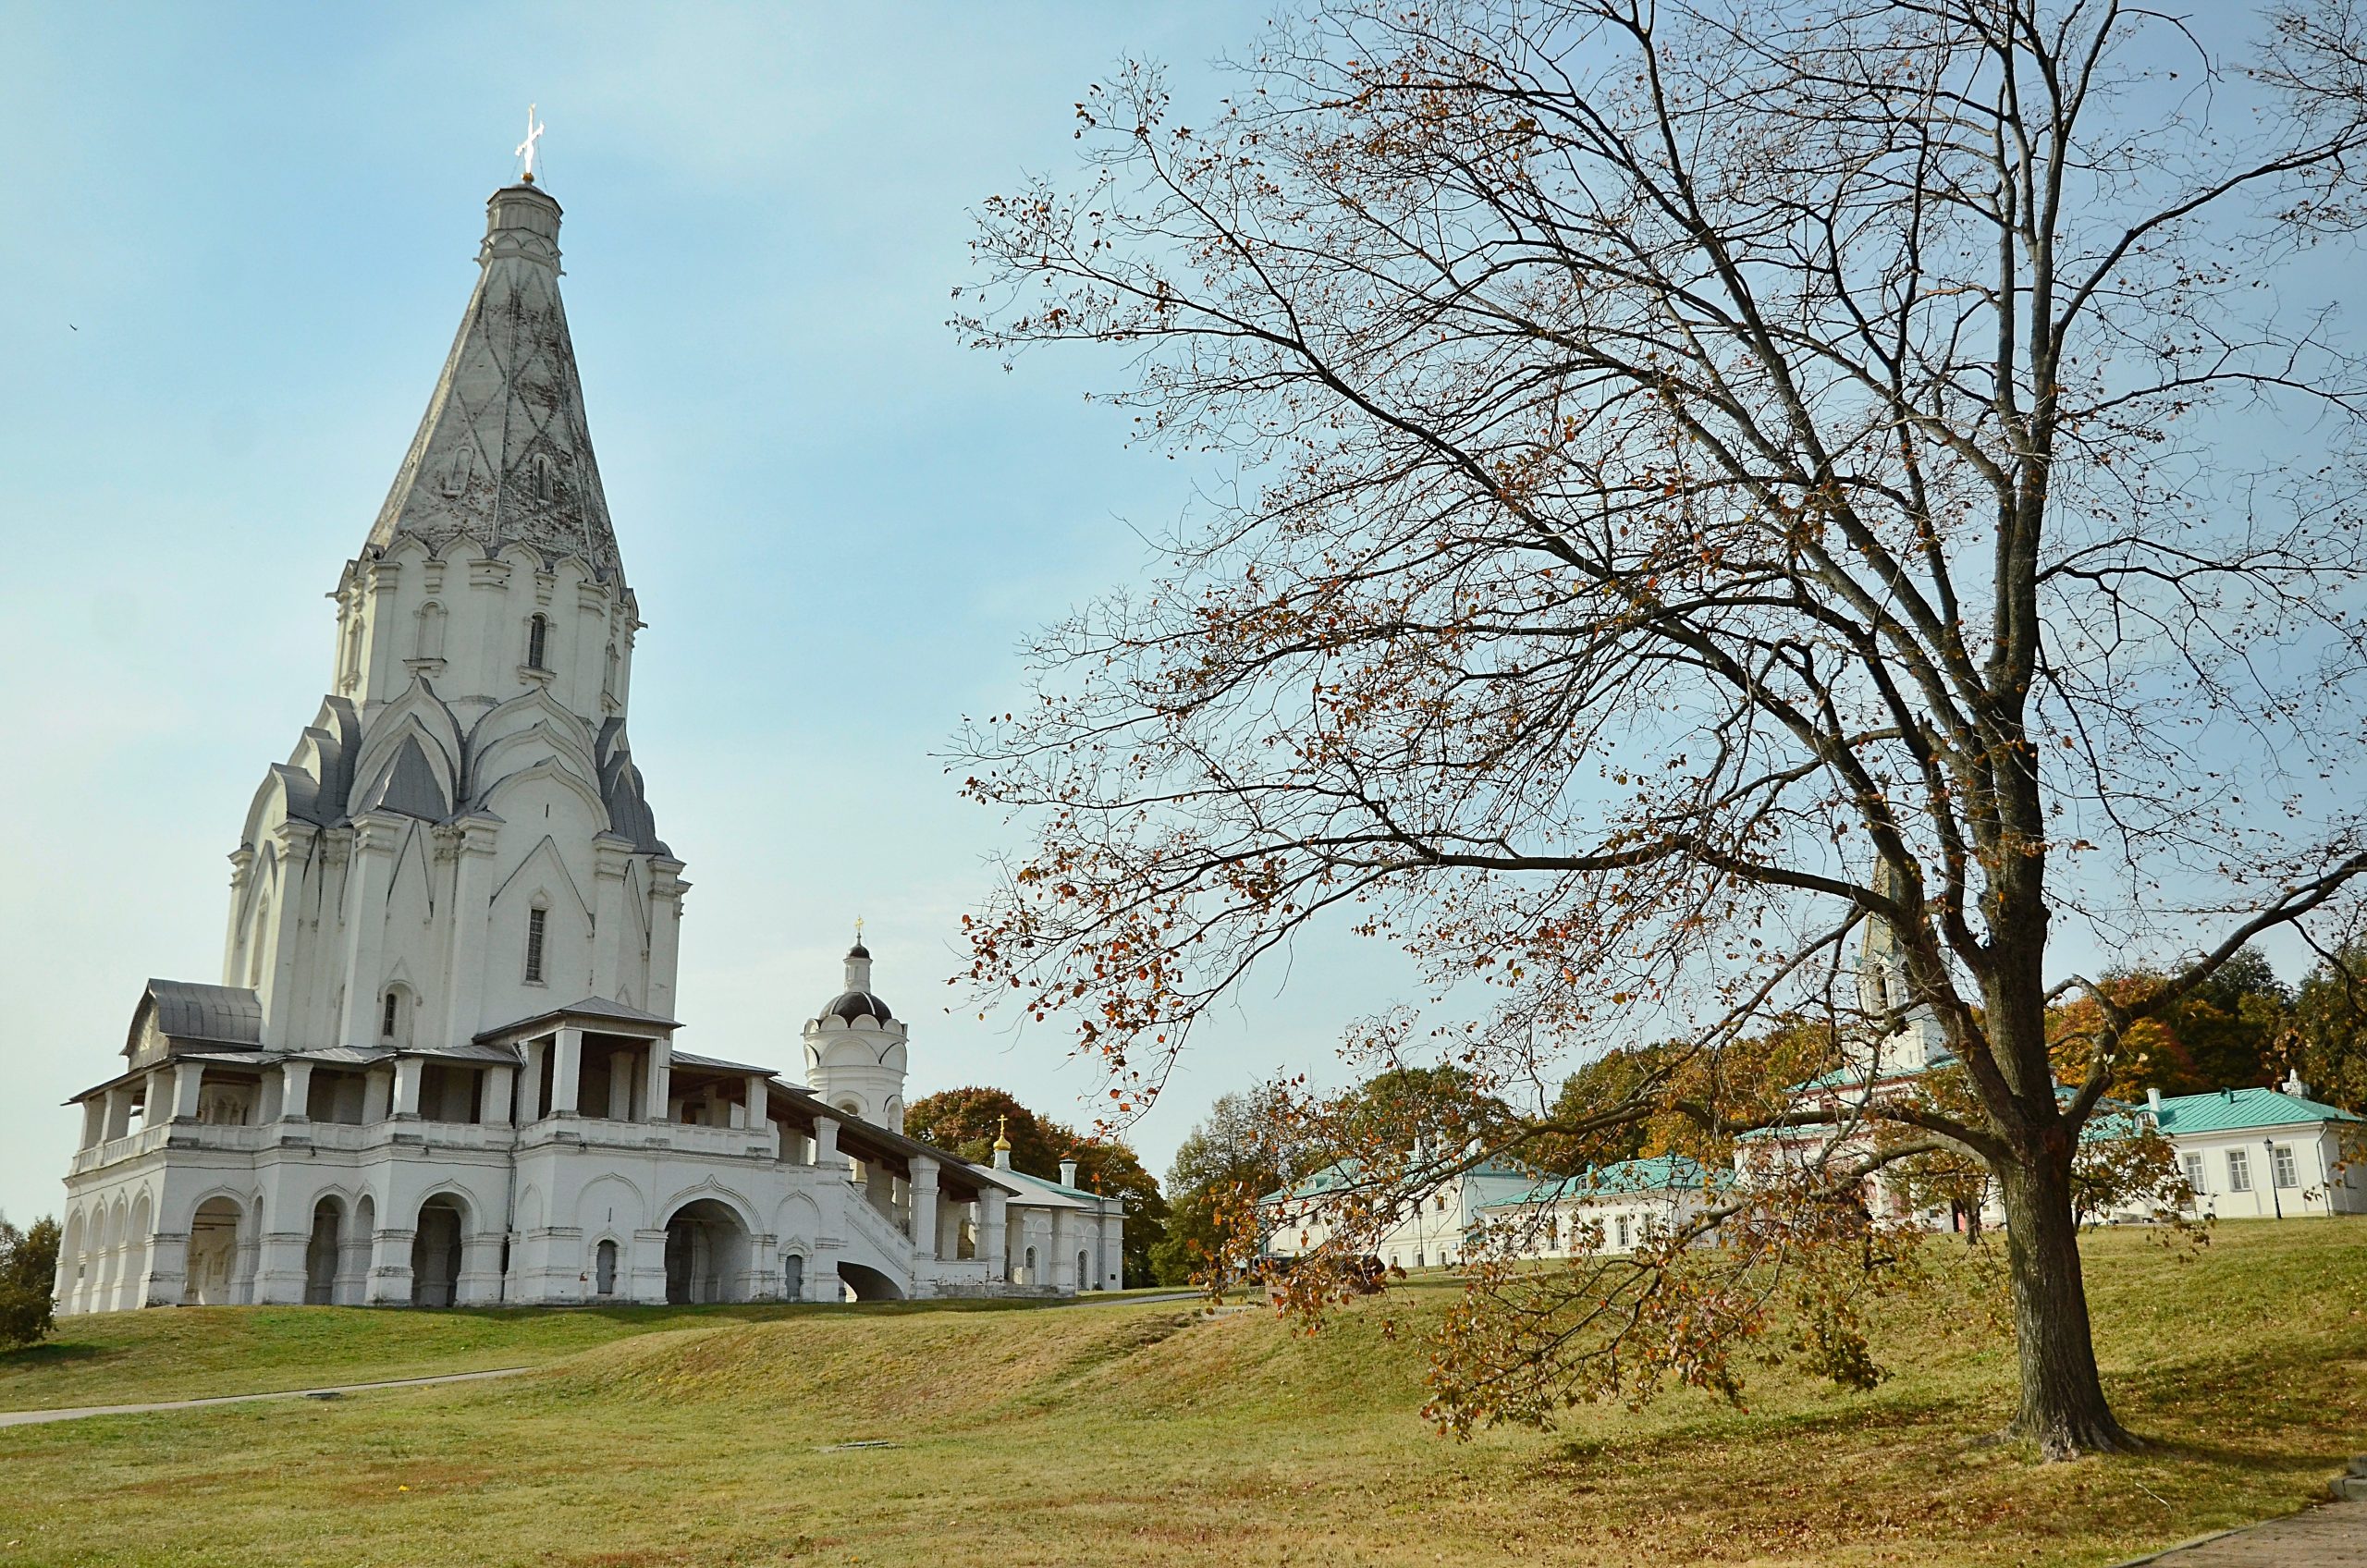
[1997,1157,2136,1458]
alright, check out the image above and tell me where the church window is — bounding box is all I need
[1023,1245,1036,1280]
[414,601,447,660]
[247,897,270,989]
[340,617,363,690]
[603,643,619,701]
[525,614,551,671]
[525,907,548,984]
[380,991,400,1041]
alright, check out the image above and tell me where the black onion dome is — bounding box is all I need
[827,990,892,1023]
[848,939,871,960]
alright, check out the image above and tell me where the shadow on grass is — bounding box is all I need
[0,1341,109,1374]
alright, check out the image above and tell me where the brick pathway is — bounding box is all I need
[2122,1499,2367,1565]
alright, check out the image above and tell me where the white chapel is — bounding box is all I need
[51,172,1124,1313]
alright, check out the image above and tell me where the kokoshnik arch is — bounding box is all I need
[50,171,1124,1313]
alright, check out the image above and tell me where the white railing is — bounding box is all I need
[68,1123,172,1175]
[840,1185,914,1256]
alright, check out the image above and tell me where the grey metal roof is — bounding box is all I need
[824,990,894,1024]
[473,995,681,1043]
[669,1047,779,1076]
[130,980,264,1054]
[596,719,669,855]
[407,1040,526,1064]
[353,735,449,821]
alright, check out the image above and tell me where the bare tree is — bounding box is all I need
[953,0,2367,1457]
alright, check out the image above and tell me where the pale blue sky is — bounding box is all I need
[3,5,2349,1227]
[0,1,1417,1221]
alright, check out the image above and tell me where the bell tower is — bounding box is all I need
[802,936,909,1128]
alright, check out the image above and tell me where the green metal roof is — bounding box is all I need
[2147,1086,2361,1136]
[1487,1155,1727,1209]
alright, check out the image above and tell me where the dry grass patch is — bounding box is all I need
[0,1222,2361,1566]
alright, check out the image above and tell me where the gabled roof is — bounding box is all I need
[127,980,264,1057]
[353,735,449,821]
[367,182,623,585]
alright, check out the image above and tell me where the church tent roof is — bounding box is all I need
[366,182,624,585]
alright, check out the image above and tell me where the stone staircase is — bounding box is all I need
[2334,1455,2367,1502]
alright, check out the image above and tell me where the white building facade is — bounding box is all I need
[52,178,1123,1315]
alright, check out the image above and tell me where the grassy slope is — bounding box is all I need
[0,1219,2362,1567]
[0,1297,1060,1411]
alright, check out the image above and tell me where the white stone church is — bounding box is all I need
[51,175,1124,1314]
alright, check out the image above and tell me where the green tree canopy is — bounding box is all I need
[0,1214,60,1352]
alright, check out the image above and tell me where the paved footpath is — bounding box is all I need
[2119,1499,2367,1565]
[0,1367,532,1430]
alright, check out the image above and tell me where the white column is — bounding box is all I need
[606,1050,633,1121]
[440,819,500,1047]
[362,1067,392,1124]
[551,1028,583,1117]
[591,839,631,997]
[140,1231,189,1309]
[365,1222,412,1305]
[1100,1210,1125,1290]
[1050,1208,1076,1292]
[910,1156,940,1262]
[280,1059,314,1121]
[391,1057,423,1119]
[744,1074,768,1133]
[337,817,400,1047]
[103,1085,134,1141]
[79,1099,105,1148]
[457,1231,505,1305]
[141,1070,170,1127]
[644,1038,672,1123]
[981,1190,1008,1282]
[517,1038,545,1122]
[171,1061,205,1121]
[482,1064,515,1126]
[646,864,688,1019]
[814,1116,842,1169]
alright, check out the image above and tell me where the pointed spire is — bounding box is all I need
[367,181,623,584]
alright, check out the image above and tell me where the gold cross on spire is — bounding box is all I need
[993,1114,1011,1152]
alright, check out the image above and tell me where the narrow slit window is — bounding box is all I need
[525,908,547,983]
[526,615,550,671]
[380,991,399,1040]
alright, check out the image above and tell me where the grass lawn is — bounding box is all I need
[2,1219,2362,1566]
[0,1295,1066,1412]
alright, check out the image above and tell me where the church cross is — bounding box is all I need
[515,104,546,184]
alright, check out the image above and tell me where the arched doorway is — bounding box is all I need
[1077,1249,1090,1292]
[594,1239,619,1298]
[780,1253,805,1302]
[663,1199,750,1305]
[836,1261,905,1302]
[183,1196,242,1306]
[411,1195,467,1307]
[304,1197,344,1305]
